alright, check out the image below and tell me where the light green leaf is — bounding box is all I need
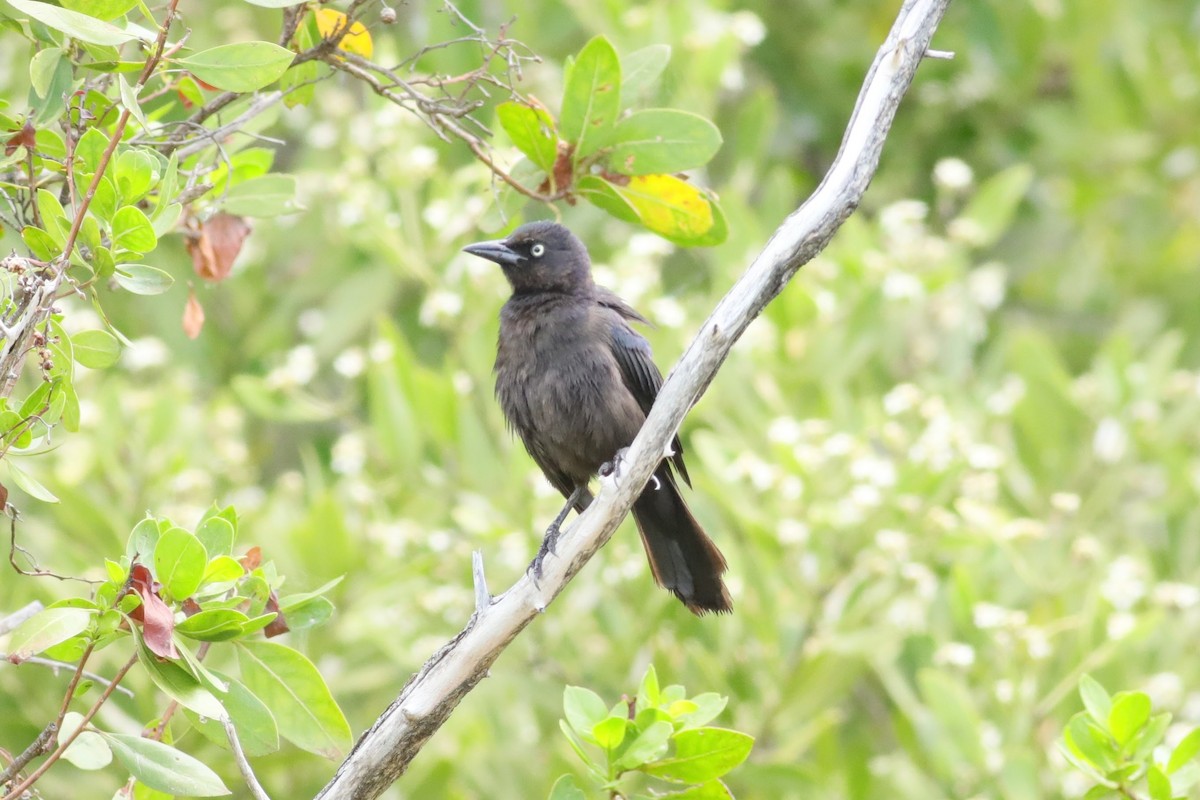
[58,711,113,770]
[604,110,721,175]
[184,671,280,757]
[957,163,1034,247]
[643,728,754,784]
[7,0,138,45]
[560,35,621,161]
[221,174,301,217]
[116,148,156,204]
[114,264,174,295]
[100,733,230,796]
[126,516,160,561]
[614,720,673,770]
[6,458,59,502]
[563,685,609,739]
[664,779,734,799]
[202,555,245,585]
[21,226,60,261]
[547,774,587,800]
[1109,692,1152,746]
[496,102,558,174]
[1079,674,1112,727]
[237,641,352,760]
[592,716,627,750]
[72,329,121,369]
[111,205,156,253]
[61,0,138,20]
[75,128,110,173]
[30,47,63,98]
[175,609,251,642]
[35,189,68,245]
[195,516,235,557]
[153,527,208,601]
[117,74,146,129]
[177,42,295,92]
[1169,728,1200,774]
[7,607,92,660]
[621,44,671,101]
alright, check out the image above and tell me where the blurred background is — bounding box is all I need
[2,0,1200,797]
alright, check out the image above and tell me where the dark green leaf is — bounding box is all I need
[560,35,621,161]
[153,527,207,601]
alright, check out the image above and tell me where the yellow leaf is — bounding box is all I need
[314,8,373,59]
[620,174,714,240]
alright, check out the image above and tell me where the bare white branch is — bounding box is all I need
[315,1,952,797]
[224,716,271,800]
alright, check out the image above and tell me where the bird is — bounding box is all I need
[462,220,732,615]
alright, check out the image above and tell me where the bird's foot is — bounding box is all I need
[531,521,562,582]
[598,447,630,485]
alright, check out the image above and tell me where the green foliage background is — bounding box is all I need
[2,0,1199,797]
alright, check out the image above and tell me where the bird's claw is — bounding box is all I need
[531,521,562,582]
[599,447,630,484]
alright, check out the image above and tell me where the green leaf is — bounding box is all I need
[116,148,156,204]
[36,189,67,245]
[563,686,609,739]
[577,175,640,224]
[1109,692,1151,746]
[1148,765,1172,800]
[957,163,1034,247]
[61,0,138,20]
[58,711,113,770]
[100,733,230,796]
[588,174,722,244]
[237,641,352,759]
[281,60,319,108]
[7,607,93,660]
[664,780,734,799]
[91,176,118,221]
[117,74,147,129]
[677,693,727,729]
[547,774,587,800]
[278,595,333,631]
[7,0,139,45]
[177,42,295,92]
[111,205,156,253]
[496,102,558,174]
[176,609,251,642]
[72,329,121,368]
[614,720,672,770]
[592,716,627,750]
[637,664,661,709]
[621,44,671,102]
[154,527,208,601]
[1169,728,1200,773]
[221,174,301,217]
[184,672,280,757]
[134,632,226,718]
[21,225,60,261]
[560,35,621,161]
[202,555,246,585]
[195,516,235,557]
[1065,713,1114,772]
[75,128,110,173]
[604,110,722,175]
[30,47,63,98]
[126,516,160,561]
[114,264,174,295]
[643,728,754,784]
[6,458,59,502]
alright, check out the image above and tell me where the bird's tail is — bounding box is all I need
[632,469,732,615]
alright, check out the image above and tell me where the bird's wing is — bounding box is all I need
[604,307,691,487]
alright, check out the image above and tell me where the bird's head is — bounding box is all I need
[462,221,592,295]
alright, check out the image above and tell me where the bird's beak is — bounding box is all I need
[462,239,524,267]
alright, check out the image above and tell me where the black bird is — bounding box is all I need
[463,221,732,615]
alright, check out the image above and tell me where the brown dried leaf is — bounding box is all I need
[186,213,250,282]
[183,288,205,339]
[239,546,262,571]
[263,592,290,638]
[4,120,35,157]
[126,562,179,659]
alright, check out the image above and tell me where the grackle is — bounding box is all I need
[463,221,732,615]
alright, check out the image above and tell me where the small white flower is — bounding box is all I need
[1050,492,1081,513]
[779,519,809,545]
[1101,556,1146,611]
[1107,612,1136,640]
[729,10,766,46]
[883,383,922,415]
[1093,417,1129,463]
[648,297,687,328]
[1152,582,1200,609]
[882,272,923,300]
[419,289,464,327]
[933,157,974,191]
[124,337,169,370]
[875,528,909,556]
[767,417,803,445]
[297,309,325,337]
[933,641,976,667]
[333,347,366,378]
[967,263,1007,310]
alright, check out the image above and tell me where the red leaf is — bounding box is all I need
[124,562,178,659]
[181,597,202,617]
[186,213,250,282]
[263,592,290,638]
[4,120,35,157]
[239,546,262,571]
[182,288,205,339]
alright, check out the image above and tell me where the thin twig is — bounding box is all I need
[0,601,42,636]
[224,717,271,800]
[0,655,135,699]
[0,724,55,789]
[1,652,139,800]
